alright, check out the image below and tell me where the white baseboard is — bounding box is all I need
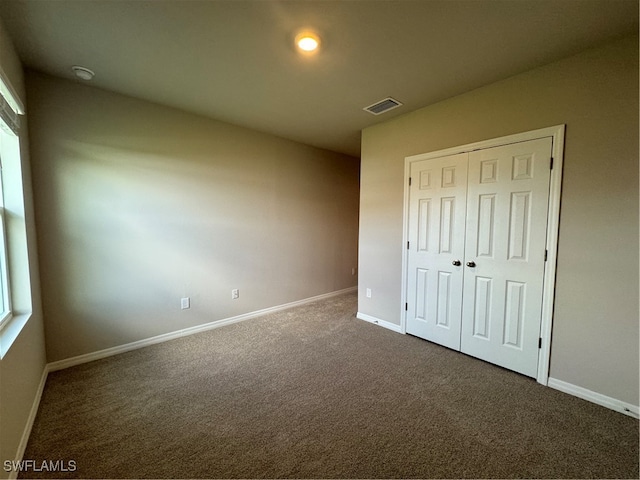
[10,295,636,479]
[48,286,358,372]
[10,364,50,480]
[353,317,639,420]
[356,312,403,334]
[548,377,639,419]
[10,287,357,477]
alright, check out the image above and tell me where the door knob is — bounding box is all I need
[452,260,461,266]
[466,261,476,268]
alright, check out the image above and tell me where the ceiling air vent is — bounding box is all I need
[363,97,403,115]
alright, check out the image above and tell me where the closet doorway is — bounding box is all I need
[401,126,564,384]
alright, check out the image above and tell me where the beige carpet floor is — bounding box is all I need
[20,291,639,478]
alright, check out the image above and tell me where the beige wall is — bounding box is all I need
[0,16,24,106]
[0,18,47,478]
[359,34,639,406]
[26,71,360,363]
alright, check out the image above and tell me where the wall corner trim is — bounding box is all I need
[547,377,639,419]
[356,312,404,333]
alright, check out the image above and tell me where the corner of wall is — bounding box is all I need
[0,16,48,478]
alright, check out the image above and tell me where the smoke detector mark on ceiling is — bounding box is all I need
[363,97,403,115]
[72,65,95,81]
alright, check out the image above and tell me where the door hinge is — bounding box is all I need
[405,303,408,311]
[544,250,548,261]
[407,241,410,250]
[409,177,412,186]
[550,157,554,170]
[538,337,542,349]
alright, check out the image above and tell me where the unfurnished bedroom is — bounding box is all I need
[0,1,638,478]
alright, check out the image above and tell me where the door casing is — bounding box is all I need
[401,125,565,385]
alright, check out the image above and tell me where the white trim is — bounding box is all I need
[400,155,412,334]
[1,313,31,359]
[48,287,357,372]
[0,66,25,114]
[404,125,565,164]
[537,125,565,385]
[356,312,404,333]
[9,365,49,480]
[548,377,639,419]
[401,125,565,385]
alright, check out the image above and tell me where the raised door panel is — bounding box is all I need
[406,154,467,350]
[460,137,552,378]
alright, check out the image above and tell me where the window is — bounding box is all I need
[0,73,31,357]
[0,137,11,329]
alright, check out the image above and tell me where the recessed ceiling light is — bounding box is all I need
[71,65,95,81]
[295,31,320,54]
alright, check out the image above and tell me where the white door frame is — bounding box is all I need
[401,125,565,385]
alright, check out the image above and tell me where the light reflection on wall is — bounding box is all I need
[28,72,360,362]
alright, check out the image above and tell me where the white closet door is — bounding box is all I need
[406,153,467,350]
[460,138,552,377]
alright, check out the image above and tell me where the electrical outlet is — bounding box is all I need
[366,288,372,298]
[181,297,190,309]
[232,289,239,300]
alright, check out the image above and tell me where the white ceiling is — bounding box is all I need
[0,0,637,157]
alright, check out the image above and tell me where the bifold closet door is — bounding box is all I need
[405,153,467,350]
[460,138,552,377]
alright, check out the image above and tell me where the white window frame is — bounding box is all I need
[0,143,11,329]
[0,70,30,357]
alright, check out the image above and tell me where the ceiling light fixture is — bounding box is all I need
[295,31,320,54]
[71,65,95,81]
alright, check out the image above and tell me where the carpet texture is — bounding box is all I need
[20,292,639,478]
